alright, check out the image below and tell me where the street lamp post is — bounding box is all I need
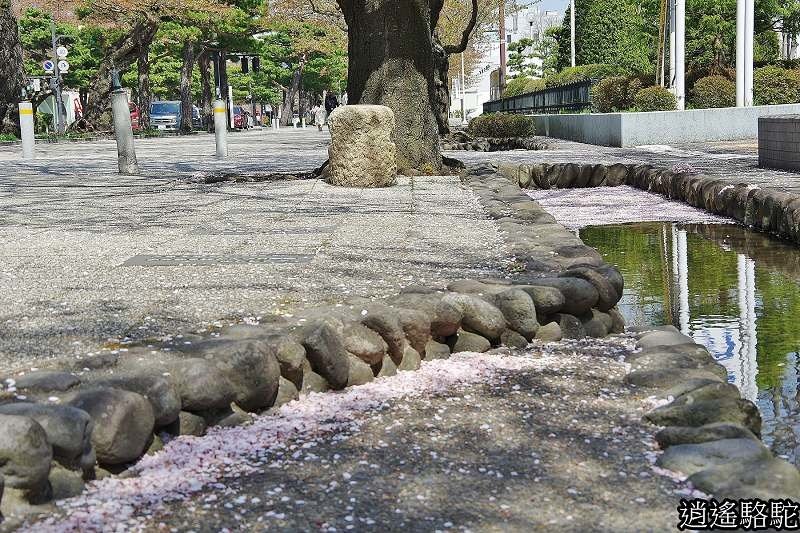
[736,0,754,106]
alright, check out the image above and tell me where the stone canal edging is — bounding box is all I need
[496,161,800,246]
[627,326,800,500]
[0,167,627,526]
[2,162,791,526]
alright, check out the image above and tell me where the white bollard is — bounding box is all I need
[301,117,306,129]
[111,90,139,174]
[18,102,35,160]
[213,99,227,158]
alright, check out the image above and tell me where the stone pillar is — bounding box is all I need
[326,105,397,188]
[111,90,139,175]
[18,101,35,160]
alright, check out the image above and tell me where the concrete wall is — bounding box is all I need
[532,104,800,147]
[758,116,800,171]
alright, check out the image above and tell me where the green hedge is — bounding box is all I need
[754,65,800,105]
[502,77,531,98]
[468,113,535,138]
[502,77,548,98]
[633,86,677,112]
[544,63,627,88]
[591,76,642,112]
[690,75,736,108]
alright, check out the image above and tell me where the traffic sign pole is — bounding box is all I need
[50,22,65,135]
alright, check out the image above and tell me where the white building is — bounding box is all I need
[452,6,562,120]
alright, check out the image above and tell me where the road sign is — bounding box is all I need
[43,60,54,73]
[56,46,68,59]
[57,60,69,73]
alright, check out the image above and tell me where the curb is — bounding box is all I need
[495,161,800,245]
[627,327,800,500]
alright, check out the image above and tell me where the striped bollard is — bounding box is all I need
[213,99,228,158]
[18,102,35,160]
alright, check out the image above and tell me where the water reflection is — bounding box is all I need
[581,222,800,462]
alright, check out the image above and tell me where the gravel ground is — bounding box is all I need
[27,338,689,533]
[0,152,508,372]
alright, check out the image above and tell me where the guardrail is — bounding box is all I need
[483,79,594,115]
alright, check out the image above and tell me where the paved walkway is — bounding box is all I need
[0,130,507,372]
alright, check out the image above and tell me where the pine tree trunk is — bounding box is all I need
[84,18,157,129]
[0,0,28,136]
[338,0,442,173]
[137,38,151,130]
[280,63,303,127]
[179,41,196,134]
[198,51,213,132]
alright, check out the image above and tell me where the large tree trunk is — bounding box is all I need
[280,62,304,127]
[0,0,28,136]
[84,18,157,129]
[432,35,450,135]
[137,38,152,130]
[179,41,196,134]
[198,50,213,132]
[338,0,443,173]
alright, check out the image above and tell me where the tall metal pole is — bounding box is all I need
[570,0,576,67]
[736,0,745,106]
[670,0,676,88]
[460,52,467,125]
[499,0,506,93]
[675,0,685,110]
[744,0,754,106]
[50,22,65,135]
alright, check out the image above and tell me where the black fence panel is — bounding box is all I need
[483,79,594,115]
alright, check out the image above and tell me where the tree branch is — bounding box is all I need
[442,0,479,54]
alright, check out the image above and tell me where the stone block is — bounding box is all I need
[326,105,397,187]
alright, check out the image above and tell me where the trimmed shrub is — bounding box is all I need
[467,113,535,138]
[690,75,736,108]
[633,86,677,112]
[591,76,642,112]
[754,65,800,105]
[524,78,546,93]
[503,77,533,98]
[544,63,627,88]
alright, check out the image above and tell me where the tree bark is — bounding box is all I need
[0,0,28,136]
[432,35,450,134]
[137,37,152,130]
[83,18,158,129]
[198,50,213,132]
[280,59,304,127]
[179,41,196,134]
[337,0,442,173]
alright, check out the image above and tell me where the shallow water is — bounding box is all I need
[581,222,800,463]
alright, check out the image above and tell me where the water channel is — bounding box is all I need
[581,222,800,464]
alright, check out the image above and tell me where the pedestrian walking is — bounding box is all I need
[313,104,327,131]
[325,92,338,116]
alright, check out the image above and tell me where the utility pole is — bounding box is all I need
[670,0,676,89]
[50,21,66,135]
[461,52,467,125]
[675,0,685,110]
[736,0,754,106]
[570,0,576,67]
[499,0,506,93]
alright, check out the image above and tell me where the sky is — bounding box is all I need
[537,0,568,11]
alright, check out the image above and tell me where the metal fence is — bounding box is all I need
[483,79,594,115]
